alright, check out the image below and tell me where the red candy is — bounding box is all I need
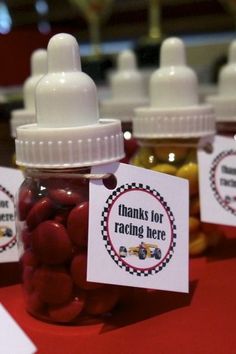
[21,228,32,249]
[85,286,120,315]
[32,220,72,265]
[33,266,73,305]
[26,197,55,230]
[48,297,85,323]
[18,172,123,323]
[23,266,35,292]
[26,291,45,313]
[47,179,84,206]
[18,185,35,221]
[67,202,89,247]
[54,209,70,226]
[70,253,102,290]
[21,249,39,268]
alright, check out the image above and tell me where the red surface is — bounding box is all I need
[0,228,235,354]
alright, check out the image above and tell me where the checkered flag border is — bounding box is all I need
[0,238,17,253]
[209,150,236,216]
[0,184,16,254]
[101,183,177,276]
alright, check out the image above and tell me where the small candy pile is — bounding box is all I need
[18,173,121,323]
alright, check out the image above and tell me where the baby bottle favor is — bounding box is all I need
[100,50,148,162]
[11,49,47,138]
[132,37,221,256]
[207,40,236,136]
[15,33,125,324]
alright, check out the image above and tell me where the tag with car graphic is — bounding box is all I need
[88,162,189,293]
[119,243,162,260]
[0,167,24,263]
[198,135,236,226]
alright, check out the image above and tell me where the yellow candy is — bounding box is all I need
[189,232,208,256]
[138,147,157,168]
[189,216,200,234]
[154,146,189,163]
[151,163,177,176]
[177,162,199,196]
[130,154,143,168]
[185,149,197,163]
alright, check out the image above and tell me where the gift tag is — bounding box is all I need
[0,304,37,354]
[0,167,24,263]
[88,162,189,293]
[198,135,236,226]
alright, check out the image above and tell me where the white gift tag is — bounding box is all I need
[198,135,236,227]
[88,162,189,293]
[0,304,37,354]
[0,167,24,263]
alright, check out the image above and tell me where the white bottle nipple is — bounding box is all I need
[24,49,47,111]
[150,37,198,108]
[218,40,236,96]
[111,49,146,100]
[118,49,136,71]
[15,33,124,168]
[36,33,98,128]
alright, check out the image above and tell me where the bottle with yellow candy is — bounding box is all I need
[132,37,222,257]
[207,40,236,137]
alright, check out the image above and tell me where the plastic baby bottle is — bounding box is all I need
[207,40,236,137]
[132,37,222,256]
[11,49,47,138]
[100,49,148,163]
[15,33,126,324]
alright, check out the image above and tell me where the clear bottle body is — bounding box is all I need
[17,167,127,324]
[131,138,223,256]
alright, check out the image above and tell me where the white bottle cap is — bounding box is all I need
[133,37,215,138]
[100,50,148,122]
[15,33,124,168]
[207,40,236,122]
[10,49,47,137]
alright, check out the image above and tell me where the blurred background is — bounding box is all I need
[2,0,236,164]
[0,0,236,87]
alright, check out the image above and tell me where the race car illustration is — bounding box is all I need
[119,242,162,260]
[0,226,13,238]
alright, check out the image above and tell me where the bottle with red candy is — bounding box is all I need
[15,33,125,324]
[100,50,148,163]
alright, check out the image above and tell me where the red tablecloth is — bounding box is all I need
[0,226,235,354]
